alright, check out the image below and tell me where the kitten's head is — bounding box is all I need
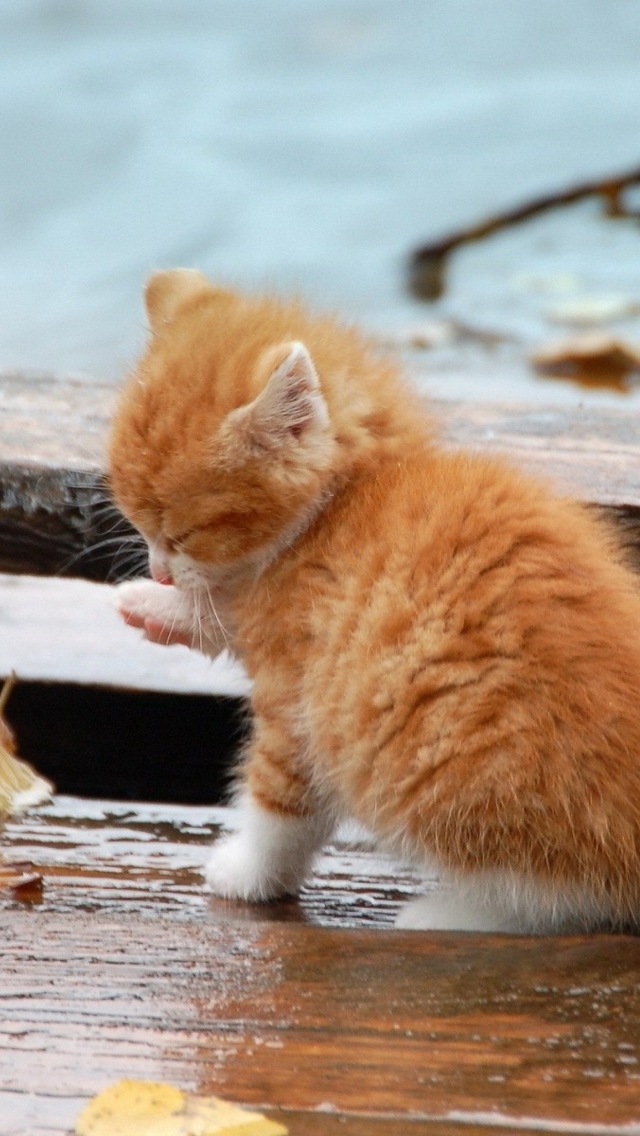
[109,269,337,591]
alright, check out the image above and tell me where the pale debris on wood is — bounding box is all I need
[547,294,640,326]
[75,1079,288,1136]
[379,317,510,351]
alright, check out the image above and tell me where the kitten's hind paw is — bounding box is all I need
[395,891,520,933]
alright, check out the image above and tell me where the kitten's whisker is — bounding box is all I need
[167,608,183,645]
[108,552,150,583]
[203,587,231,652]
[56,532,147,576]
[193,591,204,654]
[92,512,135,537]
[93,533,146,554]
[109,549,148,571]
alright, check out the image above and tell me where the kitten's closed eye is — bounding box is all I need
[168,528,197,549]
[167,519,232,550]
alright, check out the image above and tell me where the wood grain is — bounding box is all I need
[2,797,640,1134]
[2,370,640,578]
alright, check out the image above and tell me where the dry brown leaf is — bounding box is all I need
[0,862,42,892]
[75,1079,288,1136]
[531,333,640,392]
[0,673,53,818]
[0,863,43,899]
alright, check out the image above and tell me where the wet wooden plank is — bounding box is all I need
[0,1096,585,1136]
[436,397,640,509]
[0,1099,587,1136]
[1,797,424,928]
[0,573,246,800]
[0,372,117,578]
[3,797,640,1134]
[2,370,640,579]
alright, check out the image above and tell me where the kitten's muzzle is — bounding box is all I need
[149,559,174,586]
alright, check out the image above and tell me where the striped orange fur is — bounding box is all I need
[110,269,640,932]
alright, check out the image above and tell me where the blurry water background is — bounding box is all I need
[0,0,639,403]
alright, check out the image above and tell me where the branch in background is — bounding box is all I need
[408,165,640,301]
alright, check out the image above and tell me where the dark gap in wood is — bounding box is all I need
[0,465,140,581]
[3,500,640,583]
[598,504,640,569]
[3,680,247,804]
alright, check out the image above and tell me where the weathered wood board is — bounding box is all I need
[2,797,640,1135]
[0,573,249,799]
[0,572,249,696]
[1,370,640,578]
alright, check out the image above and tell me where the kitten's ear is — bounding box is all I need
[145,268,211,331]
[238,341,329,451]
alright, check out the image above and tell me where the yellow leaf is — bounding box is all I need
[75,1080,288,1136]
[0,673,53,818]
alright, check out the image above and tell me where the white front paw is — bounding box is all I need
[115,578,185,623]
[114,579,195,647]
[205,832,293,901]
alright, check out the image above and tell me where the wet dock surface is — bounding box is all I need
[3,315,640,1131]
[2,797,640,1135]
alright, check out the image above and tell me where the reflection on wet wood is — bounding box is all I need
[3,797,640,1134]
[1,370,640,578]
[0,797,423,927]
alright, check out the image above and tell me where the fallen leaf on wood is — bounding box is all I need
[530,333,640,392]
[75,1079,288,1136]
[0,861,43,894]
[0,673,53,818]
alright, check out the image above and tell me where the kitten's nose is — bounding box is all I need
[150,560,174,586]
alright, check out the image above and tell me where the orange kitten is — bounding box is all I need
[110,269,640,933]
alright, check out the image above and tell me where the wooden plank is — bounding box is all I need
[435,398,640,509]
[1,1103,578,1136]
[0,572,249,696]
[1,797,424,928]
[0,372,117,578]
[1,1098,572,1136]
[1,370,640,578]
[3,797,640,1135]
[0,573,249,798]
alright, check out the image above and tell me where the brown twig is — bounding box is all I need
[0,672,16,718]
[408,165,640,301]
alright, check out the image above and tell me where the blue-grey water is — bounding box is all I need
[0,0,639,404]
